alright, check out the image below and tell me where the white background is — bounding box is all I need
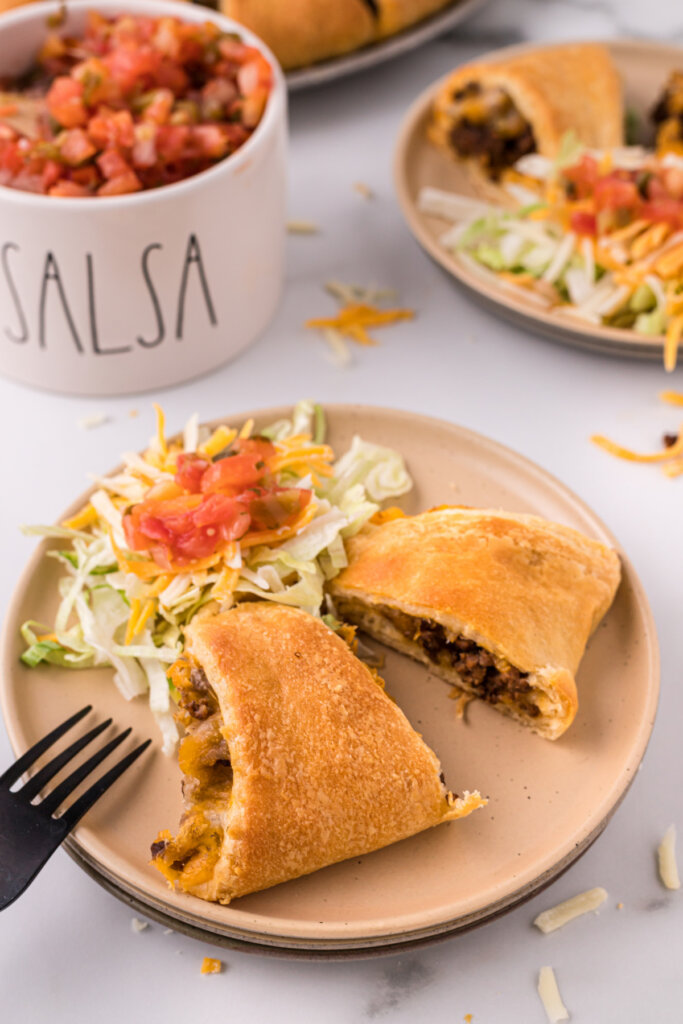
[2,3,683,1020]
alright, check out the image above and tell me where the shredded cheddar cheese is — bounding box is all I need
[153,403,168,457]
[533,887,607,933]
[200,957,223,975]
[537,967,569,1023]
[306,301,414,348]
[198,425,237,459]
[664,314,683,372]
[370,506,406,525]
[658,825,681,890]
[591,424,683,463]
[62,503,99,531]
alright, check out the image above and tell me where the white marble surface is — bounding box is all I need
[2,0,683,1020]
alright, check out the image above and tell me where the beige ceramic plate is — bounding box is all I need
[1,405,658,955]
[394,39,683,359]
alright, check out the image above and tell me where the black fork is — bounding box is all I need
[0,706,151,910]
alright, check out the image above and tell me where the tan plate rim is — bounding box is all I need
[393,37,683,360]
[0,404,660,951]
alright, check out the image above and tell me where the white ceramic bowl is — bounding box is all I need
[0,0,287,395]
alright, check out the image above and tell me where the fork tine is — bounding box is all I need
[0,705,92,789]
[58,738,152,830]
[39,727,132,818]
[18,718,113,803]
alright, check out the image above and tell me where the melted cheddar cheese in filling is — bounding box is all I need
[445,82,536,177]
[150,656,230,891]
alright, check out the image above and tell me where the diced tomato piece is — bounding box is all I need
[237,56,271,97]
[200,452,265,494]
[642,199,683,228]
[569,211,597,236]
[155,58,189,96]
[104,44,160,94]
[97,169,142,196]
[562,155,600,200]
[153,17,181,60]
[124,486,251,565]
[218,37,251,62]
[96,148,131,180]
[593,174,641,213]
[47,76,88,128]
[247,487,312,532]
[200,437,275,494]
[191,124,228,160]
[241,89,268,129]
[41,159,62,190]
[48,180,91,197]
[174,453,210,492]
[71,164,100,187]
[59,128,97,167]
[142,88,174,125]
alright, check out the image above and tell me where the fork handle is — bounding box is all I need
[0,798,67,911]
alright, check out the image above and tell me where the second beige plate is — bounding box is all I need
[394,39,683,359]
[0,405,659,953]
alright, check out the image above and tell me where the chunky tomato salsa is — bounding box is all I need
[0,11,272,196]
[123,436,312,569]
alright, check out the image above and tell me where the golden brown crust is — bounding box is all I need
[431,43,623,159]
[222,0,375,70]
[375,0,453,38]
[328,507,621,740]
[156,604,483,903]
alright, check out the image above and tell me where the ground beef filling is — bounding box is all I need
[375,605,541,718]
[151,659,230,875]
[651,73,683,153]
[447,81,536,177]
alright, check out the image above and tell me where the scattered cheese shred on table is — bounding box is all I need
[77,412,110,430]
[353,181,374,199]
[591,424,683,463]
[660,390,683,407]
[533,887,607,934]
[131,917,149,933]
[200,957,223,975]
[306,302,414,347]
[657,824,681,890]
[307,282,412,362]
[537,966,570,1023]
[591,391,683,478]
[287,220,320,235]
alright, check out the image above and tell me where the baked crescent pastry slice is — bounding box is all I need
[328,507,621,740]
[375,0,455,38]
[221,0,376,70]
[151,603,483,903]
[429,43,623,179]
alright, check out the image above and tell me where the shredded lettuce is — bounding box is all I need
[21,401,413,755]
[324,436,411,505]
